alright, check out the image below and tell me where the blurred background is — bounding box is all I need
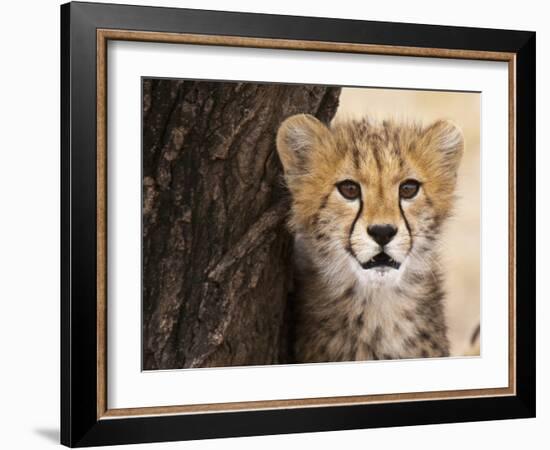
[335,87,481,356]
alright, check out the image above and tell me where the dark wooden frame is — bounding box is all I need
[61,1,536,447]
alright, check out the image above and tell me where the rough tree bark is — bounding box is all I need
[142,79,341,370]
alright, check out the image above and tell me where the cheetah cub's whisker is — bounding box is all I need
[276,114,463,363]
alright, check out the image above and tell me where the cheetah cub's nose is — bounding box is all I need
[367,224,398,246]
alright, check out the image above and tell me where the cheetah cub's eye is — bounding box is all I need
[336,180,361,200]
[399,179,421,199]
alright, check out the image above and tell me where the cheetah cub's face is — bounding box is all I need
[276,114,463,288]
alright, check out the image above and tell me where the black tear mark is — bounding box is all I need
[398,199,413,252]
[346,196,363,261]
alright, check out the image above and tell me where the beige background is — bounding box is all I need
[335,87,481,356]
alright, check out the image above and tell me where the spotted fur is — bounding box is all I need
[276,114,463,363]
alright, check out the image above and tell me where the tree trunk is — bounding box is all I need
[142,79,341,370]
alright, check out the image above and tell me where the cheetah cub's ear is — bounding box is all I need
[276,114,330,175]
[422,119,464,176]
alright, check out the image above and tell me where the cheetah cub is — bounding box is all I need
[276,114,463,363]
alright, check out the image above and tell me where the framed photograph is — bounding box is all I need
[61,1,536,447]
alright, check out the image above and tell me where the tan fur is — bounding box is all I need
[277,114,463,363]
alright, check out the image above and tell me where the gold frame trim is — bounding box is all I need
[96,29,517,420]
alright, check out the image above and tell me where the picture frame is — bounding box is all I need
[60,1,535,447]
